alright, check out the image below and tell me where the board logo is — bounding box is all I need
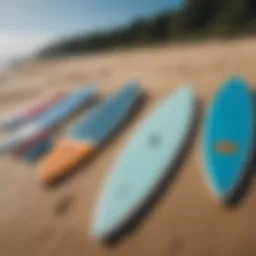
[148,133,162,148]
[215,141,237,154]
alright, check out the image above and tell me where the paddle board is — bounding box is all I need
[91,85,196,240]
[37,82,143,184]
[0,86,97,154]
[202,76,255,199]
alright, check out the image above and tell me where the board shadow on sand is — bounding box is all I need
[45,92,148,188]
[54,194,75,216]
[102,99,202,246]
[225,90,256,207]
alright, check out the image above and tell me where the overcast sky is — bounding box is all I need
[0,0,183,60]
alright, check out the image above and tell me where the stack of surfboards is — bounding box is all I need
[0,86,97,155]
[13,86,97,161]
[37,83,143,184]
[0,92,65,131]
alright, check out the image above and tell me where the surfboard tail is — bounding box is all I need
[37,139,95,184]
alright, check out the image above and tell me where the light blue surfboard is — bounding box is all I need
[92,86,196,240]
[202,76,255,199]
[36,86,97,129]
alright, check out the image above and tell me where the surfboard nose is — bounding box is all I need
[37,139,95,184]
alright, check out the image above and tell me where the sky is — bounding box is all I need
[0,0,184,61]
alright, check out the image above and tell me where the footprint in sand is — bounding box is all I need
[54,195,74,216]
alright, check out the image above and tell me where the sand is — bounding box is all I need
[0,37,256,256]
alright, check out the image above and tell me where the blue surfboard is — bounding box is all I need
[202,76,255,199]
[37,82,143,184]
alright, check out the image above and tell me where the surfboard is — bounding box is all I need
[37,82,143,184]
[23,139,52,161]
[91,86,196,240]
[0,92,65,130]
[0,86,97,154]
[202,76,255,199]
[22,93,66,122]
[12,129,53,161]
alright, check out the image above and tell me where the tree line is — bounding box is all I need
[39,0,256,58]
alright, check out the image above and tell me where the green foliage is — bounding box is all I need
[39,0,256,58]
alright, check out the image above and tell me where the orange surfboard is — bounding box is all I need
[38,140,95,183]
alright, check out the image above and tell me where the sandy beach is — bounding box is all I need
[1,37,256,256]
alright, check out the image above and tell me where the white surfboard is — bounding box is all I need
[91,86,196,240]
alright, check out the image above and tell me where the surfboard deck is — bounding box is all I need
[91,86,196,240]
[37,83,143,184]
[202,76,255,199]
